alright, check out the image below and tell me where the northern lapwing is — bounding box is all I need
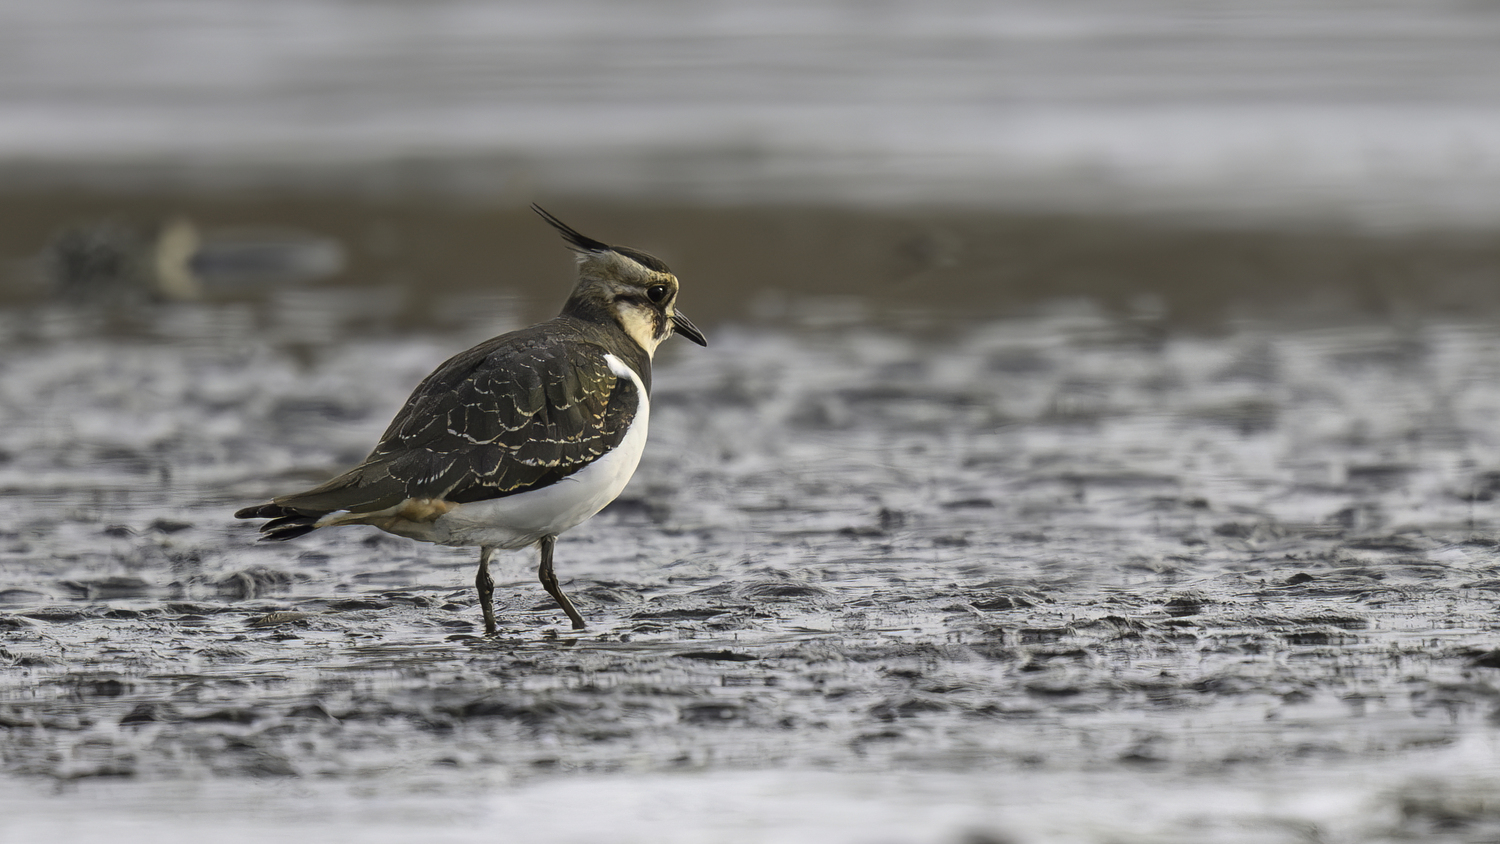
[235,205,707,634]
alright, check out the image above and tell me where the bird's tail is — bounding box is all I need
[233,502,323,541]
[236,463,401,541]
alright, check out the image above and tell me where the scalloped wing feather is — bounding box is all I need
[262,322,640,518]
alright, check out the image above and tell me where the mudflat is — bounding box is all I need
[3,194,1500,842]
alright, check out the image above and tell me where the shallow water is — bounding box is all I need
[4,1,1500,224]
[4,203,1500,841]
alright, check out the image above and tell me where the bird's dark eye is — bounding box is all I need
[645,284,670,304]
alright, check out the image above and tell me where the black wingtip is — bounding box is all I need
[531,204,611,254]
[234,503,280,520]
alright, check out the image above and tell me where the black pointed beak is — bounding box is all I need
[672,311,708,346]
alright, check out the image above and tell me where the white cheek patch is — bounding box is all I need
[615,302,663,356]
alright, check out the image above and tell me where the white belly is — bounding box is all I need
[428,353,649,549]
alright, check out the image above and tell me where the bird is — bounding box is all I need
[235,205,707,635]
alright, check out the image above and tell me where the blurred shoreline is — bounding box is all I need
[4,182,1500,333]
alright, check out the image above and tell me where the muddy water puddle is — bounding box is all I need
[5,268,1500,841]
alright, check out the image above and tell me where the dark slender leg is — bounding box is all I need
[536,534,585,630]
[475,545,497,635]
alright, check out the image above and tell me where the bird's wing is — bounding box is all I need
[263,331,640,517]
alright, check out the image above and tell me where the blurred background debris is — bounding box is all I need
[28,216,344,304]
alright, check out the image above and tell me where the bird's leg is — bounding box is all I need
[475,545,498,636]
[536,534,586,630]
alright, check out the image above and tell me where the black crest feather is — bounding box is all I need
[531,204,673,273]
[532,204,610,254]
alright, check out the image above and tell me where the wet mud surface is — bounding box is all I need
[4,203,1500,842]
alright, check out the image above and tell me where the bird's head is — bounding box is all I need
[535,204,707,357]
